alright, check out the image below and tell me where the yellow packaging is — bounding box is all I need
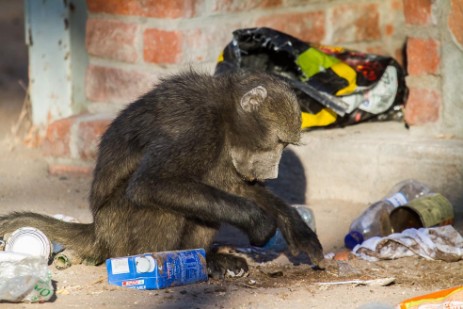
[396,286,463,309]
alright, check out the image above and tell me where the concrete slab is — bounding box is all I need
[293,122,461,203]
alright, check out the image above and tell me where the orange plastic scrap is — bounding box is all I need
[396,286,463,309]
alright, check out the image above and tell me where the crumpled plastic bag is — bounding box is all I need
[215,27,408,130]
[353,225,463,262]
[0,252,53,303]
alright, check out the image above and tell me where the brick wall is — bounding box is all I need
[83,0,405,111]
[44,0,463,168]
[403,0,463,131]
[403,0,440,125]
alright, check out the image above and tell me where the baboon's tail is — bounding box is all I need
[0,211,103,263]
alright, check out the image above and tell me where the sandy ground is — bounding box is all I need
[1,142,462,309]
[1,2,462,308]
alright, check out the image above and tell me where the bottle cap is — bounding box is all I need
[344,231,364,250]
[4,227,52,259]
[135,256,155,273]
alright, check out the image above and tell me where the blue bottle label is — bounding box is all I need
[106,248,208,290]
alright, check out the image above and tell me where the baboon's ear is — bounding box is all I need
[240,86,268,112]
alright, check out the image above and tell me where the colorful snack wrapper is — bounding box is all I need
[215,27,408,130]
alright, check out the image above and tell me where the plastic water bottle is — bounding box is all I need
[344,179,431,249]
[106,248,208,290]
[263,204,316,252]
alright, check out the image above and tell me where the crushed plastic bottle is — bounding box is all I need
[344,179,431,249]
[263,204,316,252]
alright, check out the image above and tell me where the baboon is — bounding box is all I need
[0,70,323,277]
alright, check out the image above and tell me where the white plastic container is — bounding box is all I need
[4,227,52,260]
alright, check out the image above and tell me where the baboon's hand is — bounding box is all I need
[279,211,324,267]
[246,206,276,246]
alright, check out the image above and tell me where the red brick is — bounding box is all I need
[213,0,282,12]
[144,29,182,64]
[330,3,381,43]
[256,11,325,43]
[48,163,94,177]
[86,18,139,63]
[43,117,77,157]
[448,0,463,49]
[77,117,112,160]
[404,87,441,125]
[87,0,201,18]
[406,38,440,75]
[86,65,155,103]
[403,0,432,25]
[385,24,395,37]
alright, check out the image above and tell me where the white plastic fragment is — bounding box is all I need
[316,277,396,287]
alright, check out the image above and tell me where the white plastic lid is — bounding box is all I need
[135,256,155,273]
[4,227,52,259]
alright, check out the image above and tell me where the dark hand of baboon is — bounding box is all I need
[277,209,325,266]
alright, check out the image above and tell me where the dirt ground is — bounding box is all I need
[1,143,463,309]
[1,2,462,308]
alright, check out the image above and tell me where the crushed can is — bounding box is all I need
[106,248,208,290]
[390,193,454,233]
